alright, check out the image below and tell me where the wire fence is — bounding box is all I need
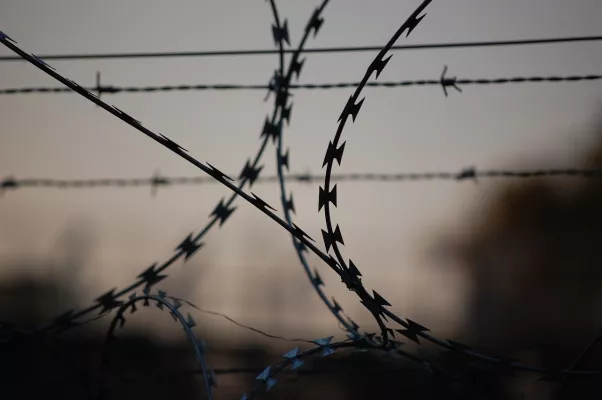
[3,1,602,399]
[3,167,602,194]
[1,71,600,96]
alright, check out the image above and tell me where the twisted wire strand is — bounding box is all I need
[170,296,316,345]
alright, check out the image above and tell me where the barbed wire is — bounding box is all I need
[97,289,215,399]
[1,68,600,96]
[314,0,602,384]
[4,167,602,195]
[270,0,364,345]
[0,34,600,62]
[3,0,602,398]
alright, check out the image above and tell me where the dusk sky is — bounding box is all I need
[1,0,601,344]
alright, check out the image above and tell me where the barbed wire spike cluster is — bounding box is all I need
[440,65,462,96]
[3,0,602,399]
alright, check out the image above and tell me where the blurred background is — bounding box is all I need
[1,0,602,398]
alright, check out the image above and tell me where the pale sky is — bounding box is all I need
[1,0,601,345]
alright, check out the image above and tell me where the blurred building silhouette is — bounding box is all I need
[436,110,602,399]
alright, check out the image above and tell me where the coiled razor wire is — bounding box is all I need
[269,0,363,342]
[316,0,602,382]
[97,289,214,400]
[3,0,602,398]
[175,297,477,399]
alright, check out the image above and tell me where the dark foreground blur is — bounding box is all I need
[2,228,602,400]
[433,109,602,399]
[0,274,473,400]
